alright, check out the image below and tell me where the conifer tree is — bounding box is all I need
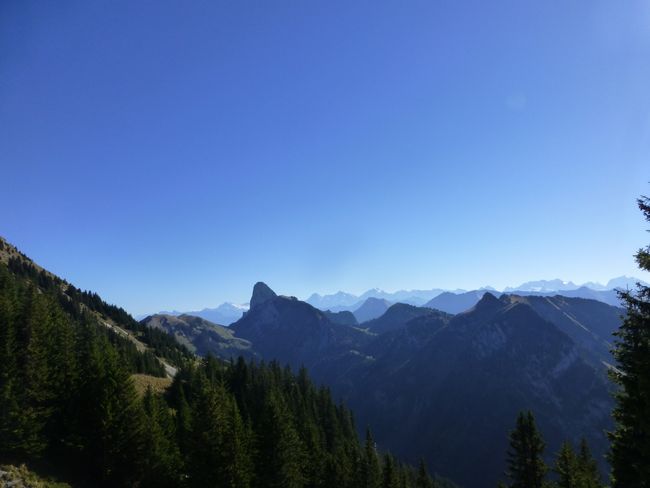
[576,438,602,488]
[141,386,182,487]
[381,454,400,488]
[77,334,147,485]
[555,441,579,488]
[416,459,434,488]
[505,411,546,488]
[258,391,306,488]
[359,428,381,488]
[609,195,650,487]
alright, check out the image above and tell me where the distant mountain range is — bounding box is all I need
[144,281,624,487]
[139,301,249,325]
[142,275,646,325]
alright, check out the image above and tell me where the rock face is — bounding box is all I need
[249,281,278,310]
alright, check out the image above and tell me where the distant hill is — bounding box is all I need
[140,313,255,359]
[353,297,393,323]
[363,303,447,334]
[424,290,488,314]
[142,301,249,325]
[323,309,359,326]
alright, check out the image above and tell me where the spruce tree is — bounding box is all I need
[505,411,547,488]
[141,386,182,487]
[359,428,381,488]
[555,441,579,488]
[381,454,400,488]
[416,459,434,488]
[577,438,602,488]
[609,195,650,487]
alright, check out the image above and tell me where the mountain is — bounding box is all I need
[323,309,359,326]
[504,279,579,293]
[502,294,623,364]
[140,313,255,359]
[606,275,649,289]
[230,283,371,370]
[140,302,249,325]
[306,290,359,309]
[326,293,614,487]
[515,287,622,307]
[307,288,447,311]
[424,290,488,314]
[353,297,392,323]
[423,287,623,313]
[174,282,620,488]
[357,288,447,306]
[188,302,249,325]
[363,303,447,334]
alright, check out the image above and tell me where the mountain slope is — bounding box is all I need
[353,297,392,323]
[141,313,256,359]
[503,294,623,364]
[363,303,448,334]
[424,290,487,314]
[330,294,613,487]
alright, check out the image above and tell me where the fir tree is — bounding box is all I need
[416,459,434,488]
[609,195,650,487]
[381,454,400,488]
[141,386,182,487]
[359,428,381,488]
[577,438,603,488]
[505,411,546,488]
[555,441,579,488]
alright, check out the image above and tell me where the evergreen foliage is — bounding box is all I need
[608,194,650,487]
[500,412,603,488]
[505,411,547,488]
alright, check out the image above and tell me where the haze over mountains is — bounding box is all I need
[144,280,625,487]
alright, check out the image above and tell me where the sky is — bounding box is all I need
[1,1,650,315]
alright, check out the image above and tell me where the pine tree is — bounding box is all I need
[257,391,306,488]
[576,438,603,488]
[416,459,434,488]
[77,334,147,485]
[186,379,228,487]
[141,386,182,487]
[359,428,381,488]
[505,411,547,488]
[555,441,579,488]
[381,454,400,488]
[609,195,650,487]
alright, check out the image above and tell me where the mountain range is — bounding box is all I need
[144,281,623,487]
[146,276,644,325]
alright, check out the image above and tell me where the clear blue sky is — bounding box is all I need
[1,1,649,315]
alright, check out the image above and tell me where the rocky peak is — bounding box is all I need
[250,282,277,310]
